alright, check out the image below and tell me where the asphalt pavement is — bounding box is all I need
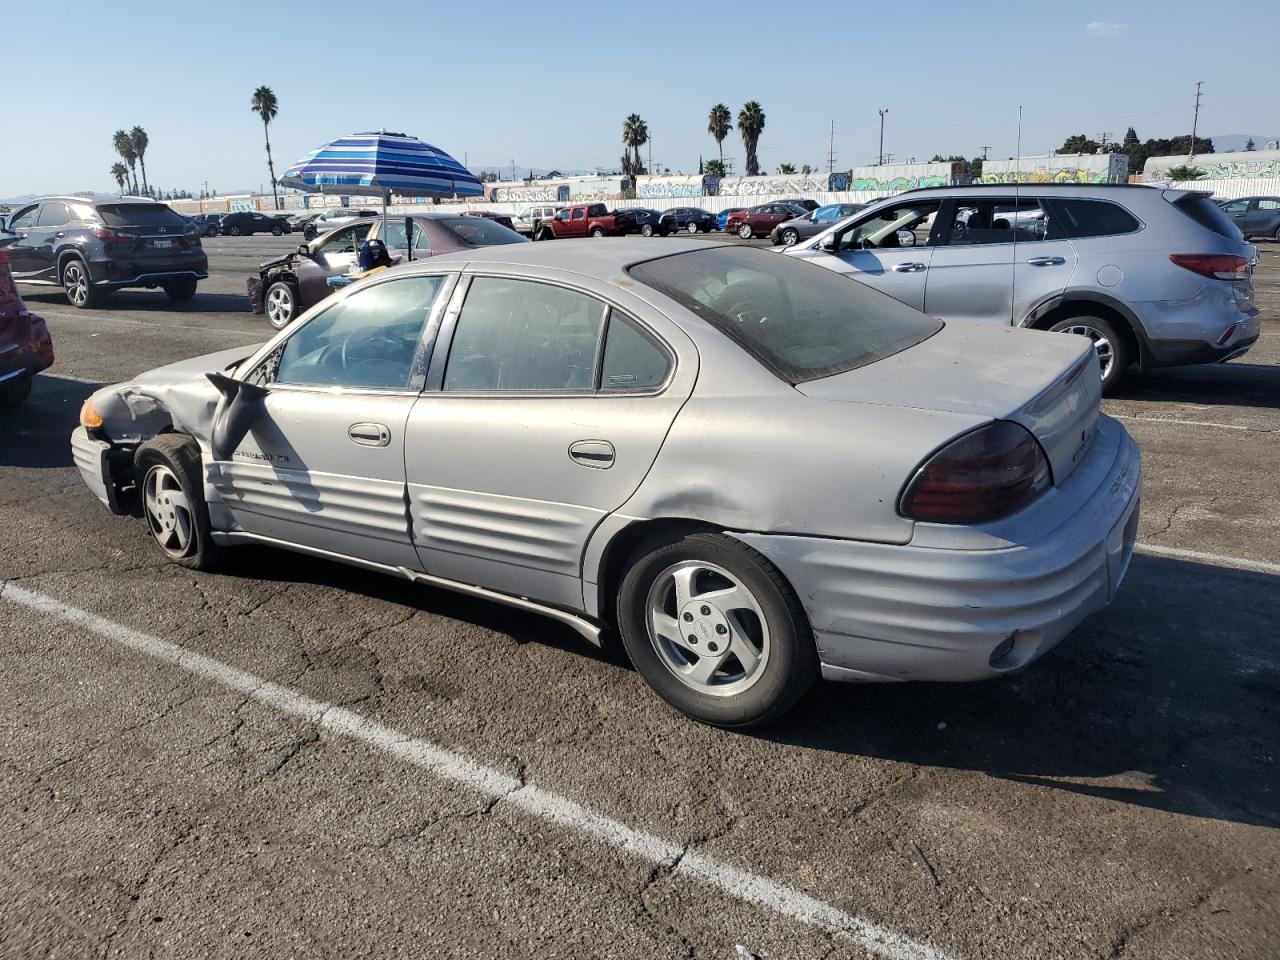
[1,233,1277,960]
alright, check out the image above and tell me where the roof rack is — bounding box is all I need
[894,182,1153,195]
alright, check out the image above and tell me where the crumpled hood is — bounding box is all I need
[92,345,263,442]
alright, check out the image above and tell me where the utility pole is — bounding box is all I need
[648,136,652,175]
[1096,132,1112,153]
[827,120,836,174]
[1190,81,1203,157]
[980,146,990,161]
[878,108,889,165]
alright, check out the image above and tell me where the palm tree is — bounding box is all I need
[110,162,128,194]
[113,129,138,193]
[707,103,731,168]
[250,85,280,209]
[130,126,150,195]
[737,101,766,177]
[622,113,648,176]
[777,162,796,175]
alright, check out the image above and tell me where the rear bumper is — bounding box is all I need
[88,254,208,287]
[1141,308,1260,367]
[737,418,1142,683]
[0,312,55,379]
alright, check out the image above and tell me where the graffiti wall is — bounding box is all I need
[981,153,1127,184]
[489,183,569,203]
[1142,149,1280,182]
[636,175,716,199]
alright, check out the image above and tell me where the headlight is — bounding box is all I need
[79,399,104,429]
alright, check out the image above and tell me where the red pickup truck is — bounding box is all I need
[545,202,635,239]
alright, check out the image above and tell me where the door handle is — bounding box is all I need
[1027,256,1066,267]
[54,232,65,239]
[568,439,615,469]
[892,262,927,273]
[348,422,390,447]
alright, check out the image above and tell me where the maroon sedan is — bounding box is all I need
[461,209,517,231]
[0,245,54,407]
[249,214,526,329]
[724,202,810,239]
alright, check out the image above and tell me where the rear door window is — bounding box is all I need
[1047,198,1141,238]
[36,201,71,227]
[599,315,671,391]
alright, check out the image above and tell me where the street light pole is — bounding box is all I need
[878,109,889,165]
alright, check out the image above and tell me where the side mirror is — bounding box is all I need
[820,235,839,252]
[297,243,311,257]
[206,373,270,462]
[897,229,916,247]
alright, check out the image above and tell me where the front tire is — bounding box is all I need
[617,532,818,728]
[264,280,298,329]
[687,222,699,234]
[0,372,32,408]
[164,277,198,301]
[1048,314,1128,393]
[61,258,99,309]
[738,223,753,240]
[272,225,284,236]
[135,434,221,571]
[227,225,242,236]
[780,228,799,246]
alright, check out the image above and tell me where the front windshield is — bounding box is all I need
[629,246,940,383]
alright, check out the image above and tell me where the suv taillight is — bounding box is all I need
[899,421,1052,524]
[184,228,201,248]
[92,226,132,244]
[1169,254,1251,280]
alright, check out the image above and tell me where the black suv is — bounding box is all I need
[220,211,291,236]
[5,196,207,308]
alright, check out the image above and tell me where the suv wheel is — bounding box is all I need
[738,223,754,240]
[0,372,33,408]
[1049,315,1128,392]
[617,532,818,727]
[687,222,700,234]
[164,278,198,302]
[61,259,99,309]
[641,223,654,237]
[265,280,298,329]
[590,227,605,238]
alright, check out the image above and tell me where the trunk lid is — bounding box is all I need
[797,322,1100,485]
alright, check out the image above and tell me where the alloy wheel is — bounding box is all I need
[688,222,699,234]
[63,262,89,306]
[143,464,195,558]
[738,223,753,239]
[265,285,295,329]
[641,224,654,237]
[1061,323,1115,381]
[781,229,799,246]
[645,560,771,697]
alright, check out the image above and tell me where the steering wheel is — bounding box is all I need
[340,327,401,370]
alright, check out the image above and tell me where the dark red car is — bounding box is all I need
[724,202,810,239]
[0,244,54,407]
[462,210,517,231]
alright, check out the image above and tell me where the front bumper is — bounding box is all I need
[737,417,1142,683]
[71,426,126,514]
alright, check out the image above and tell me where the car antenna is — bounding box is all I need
[406,216,414,261]
[1011,105,1022,324]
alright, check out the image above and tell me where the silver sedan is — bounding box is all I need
[72,239,1141,726]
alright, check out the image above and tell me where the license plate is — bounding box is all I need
[152,239,173,249]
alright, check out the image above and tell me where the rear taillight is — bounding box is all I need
[900,421,1052,524]
[1169,253,1251,280]
[92,226,132,244]
[185,228,201,248]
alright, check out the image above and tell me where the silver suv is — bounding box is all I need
[784,184,1259,390]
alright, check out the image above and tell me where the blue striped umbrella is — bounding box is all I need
[280,131,483,200]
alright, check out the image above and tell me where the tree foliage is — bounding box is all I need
[622,113,649,176]
[737,101,766,177]
[251,85,280,209]
[707,104,731,166]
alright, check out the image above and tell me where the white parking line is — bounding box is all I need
[1135,543,1280,576]
[34,309,261,339]
[1109,414,1262,433]
[0,581,954,960]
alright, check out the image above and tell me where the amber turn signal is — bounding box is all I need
[79,399,104,429]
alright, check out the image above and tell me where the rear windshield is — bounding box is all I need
[96,203,189,228]
[629,246,941,383]
[1172,194,1242,240]
[440,217,525,246]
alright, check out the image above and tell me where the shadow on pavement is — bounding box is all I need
[1115,360,1280,409]
[766,554,1280,829]
[0,374,103,469]
[18,288,249,314]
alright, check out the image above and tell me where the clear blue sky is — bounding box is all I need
[3,0,1278,197]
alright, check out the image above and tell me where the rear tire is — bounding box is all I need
[163,277,198,301]
[1048,314,1128,393]
[590,227,605,238]
[617,532,818,728]
[687,222,699,234]
[134,434,221,571]
[272,225,284,236]
[1273,226,1280,242]
[641,223,654,237]
[61,258,99,309]
[0,372,33,408]
[738,223,753,240]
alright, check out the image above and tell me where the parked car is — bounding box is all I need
[547,202,631,238]
[780,198,819,212]
[786,184,1260,391]
[189,213,225,237]
[770,203,867,246]
[462,210,517,231]
[0,237,54,407]
[659,207,717,234]
[1217,196,1280,240]
[724,202,809,239]
[512,204,561,237]
[285,212,321,234]
[73,239,1140,726]
[302,208,380,240]
[249,214,526,328]
[716,208,747,231]
[4,195,207,308]
[619,208,668,237]
[220,211,291,236]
